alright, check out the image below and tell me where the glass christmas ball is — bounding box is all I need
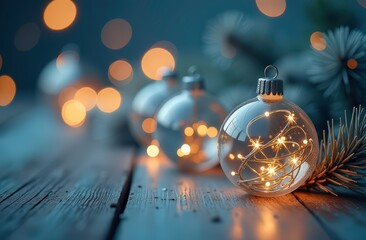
[218,66,319,197]
[154,70,227,171]
[130,69,179,146]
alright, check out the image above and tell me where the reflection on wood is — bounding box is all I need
[115,155,328,240]
[294,191,366,240]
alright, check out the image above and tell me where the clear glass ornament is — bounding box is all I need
[218,65,319,197]
[155,70,227,171]
[130,69,179,146]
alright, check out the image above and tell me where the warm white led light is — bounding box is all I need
[218,65,319,197]
[221,109,316,195]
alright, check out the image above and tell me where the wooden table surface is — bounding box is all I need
[1,105,366,240]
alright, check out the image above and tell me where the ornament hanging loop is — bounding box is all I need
[264,65,278,79]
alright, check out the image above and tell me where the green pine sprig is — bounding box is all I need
[303,106,366,196]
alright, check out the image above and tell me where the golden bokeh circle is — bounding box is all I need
[44,0,77,31]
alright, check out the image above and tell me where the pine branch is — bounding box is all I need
[302,106,366,196]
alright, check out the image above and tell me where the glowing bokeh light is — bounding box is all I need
[74,87,98,111]
[43,0,77,31]
[147,144,160,157]
[0,75,16,107]
[141,48,175,80]
[108,59,133,83]
[207,127,218,138]
[347,59,358,70]
[256,0,286,17]
[177,148,184,157]
[197,124,208,137]
[142,118,157,133]
[14,22,40,51]
[101,19,132,50]
[310,31,326,51]
[97,87,122,113]
[184,127,194,136]
[61,99,86,127]
[181,144,191,155]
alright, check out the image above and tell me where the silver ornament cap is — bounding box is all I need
[256,65,283,96]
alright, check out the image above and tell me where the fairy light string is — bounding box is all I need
[231,109,314,192]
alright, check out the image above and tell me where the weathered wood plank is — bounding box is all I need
[0,143,134,240]
[293,191,366,240]
[0,106,135,240]
[0,106,83,199]
[115,155,329,240]
[0,106,79,178]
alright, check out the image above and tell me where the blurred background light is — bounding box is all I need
[97,87,122,113]
[0,75,16,106]
[197,124,208,137]
[181,143,191,155]
[43,0,77,31]
[256,0,286,17]
[184,127,194,137]
[142,118,157,134]
[310,31,326,51]
[108,59,133,83]
[207,126,218,138]
[61,99,86,127]
[101,18,132,50]
[0,0,365,140]
[146,144,159,157]
[14,22,40,51]
[347,58,358,70]
[141,47,175,80]
[74,87,97,111]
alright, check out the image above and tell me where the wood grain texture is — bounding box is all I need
[3,105,365,240]
[293,191,366,240]
[0,107,135,240]
[115,155,329,240]
[0,107,78,178]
